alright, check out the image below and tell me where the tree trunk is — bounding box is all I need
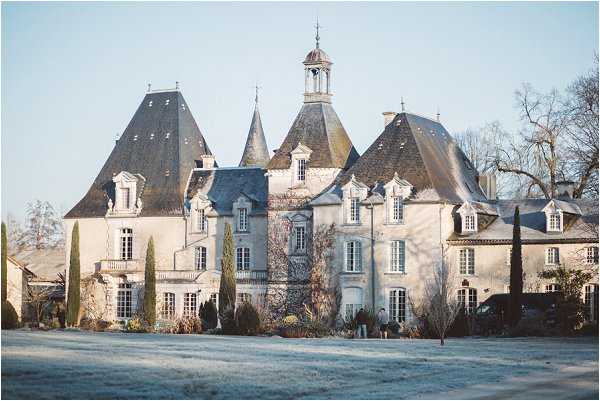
[440,334,445,346]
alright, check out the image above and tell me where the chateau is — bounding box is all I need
[64,34,599,325]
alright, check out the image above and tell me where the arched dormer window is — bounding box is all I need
[384,173,412,224]
[109,171,144,216]
[233,194,253,233]
[290,143,312,186]
[190,194,211,234]
[341,175,368,225]
[457,201,478,233]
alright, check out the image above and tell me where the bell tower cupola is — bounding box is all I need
[303,20,332,104]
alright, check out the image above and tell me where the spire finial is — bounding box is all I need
[401,97,405,112]
[254,84,260,105]
[315,17,322,48]
[176,81,180,90]
[436,107,440,122]
[147,83,152,92]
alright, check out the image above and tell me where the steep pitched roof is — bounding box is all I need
[65,90,214,218]
[337,112,486,203]
[239,104,270,168]
[448,199,598,244]
[186,167,268,215]
[267,102,359,170]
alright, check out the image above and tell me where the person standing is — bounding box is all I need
[377,308,390,339]
[355,308,368,339]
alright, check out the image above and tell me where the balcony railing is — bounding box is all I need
[236,270,268,283]
[99,259,141,272]
[156,270,202,281]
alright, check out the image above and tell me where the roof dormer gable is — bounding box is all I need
[384,172,413,199]
[290,142,313,158]
[108,171,145,216]
[341,174,369,200]
[542,199,582,233]
[457,200,499,234]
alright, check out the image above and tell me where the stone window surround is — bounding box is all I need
[384,173,412,225]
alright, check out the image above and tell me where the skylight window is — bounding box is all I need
[150,133,154,140]
[165,99,170,106]
[133,135,138,141]
[148,101,153,107]
[165,132,170,139]
[182,104,186,111]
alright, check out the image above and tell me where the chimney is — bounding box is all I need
[382,112,397,128]
[199,154,215,169]
[478,173,497,200]
[556,180,575,198]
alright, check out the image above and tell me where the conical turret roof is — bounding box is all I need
[65,90,215,218]
[239,104,270,168]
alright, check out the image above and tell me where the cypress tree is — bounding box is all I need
[66,222,81,327]
[509,206,523,327]
[218,223,236,316]
[2,222,7,302]
[144,236,156,325]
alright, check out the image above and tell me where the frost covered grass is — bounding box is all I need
[1,330,598,399]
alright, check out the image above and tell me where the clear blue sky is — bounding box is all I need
[2,1,598,221]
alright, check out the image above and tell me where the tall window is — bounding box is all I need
[236,247,250,271]
[297,159,307,182]
[196,209,206,232]
[238,208,248,232]
[457,288,477,314]
[459,248,475,275]
[116,283,132,319]
[183,293,197,317]
[162,293,175,319]
[390,240,406,273]
[546,247,560,265]
[548,212,561,231]
[506,247,513,266]
[464,215,476,231]
[195,247,207,270]
[345,241,362,272]
[545,283,561,293]
[389,288,406,323]
[237,293,252,305]
[343,287,363,322]
[349,198,360,223]
[295,226,306,252]
[120,228,133,260]
[586,247,599,265]
[122,187,131,209]
[392,197,404,223]
[584,284,599,322]
[210,293,218,306]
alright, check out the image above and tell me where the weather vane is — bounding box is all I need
[315,17,322,48]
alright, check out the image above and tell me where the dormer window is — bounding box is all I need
[121,188,131,209]
[294,225,306,253]
[110,171,143,216]
[392,197,404,223]
[384,173,412,225]
[349,198,360,223]
[297,159,307,182]
[548,212,562,232]
[238,208,248,232]
[196,209,207,232]
[463,214,476,232]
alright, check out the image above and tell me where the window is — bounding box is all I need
[457,288,477,314]
[210,293,218,306]
[349,198,360,223]
[389,288,406,323]
[236,247,250,271]
[238,208,248,232]
[506,248,513,266]
[345,241,362,272]
[459,248,475,275]
[195,247,207,270]
[464,214,476,232]
[586,247,599,265]
[183,293,197,317]
[162,293,175,319]
[237,293,252,305]
[297,159,307,182]
[584,284,599,322]
[548,212,562,232]
[196,209,207,232]
[546,247,560,265]
[545,284,561,293]
[116,283,132,319]
[294,226,306,252]
[390,240,406,273]
[392,197,404,223]
[342,287,363,321]
[119,228,133,260]
[122,187,131,209]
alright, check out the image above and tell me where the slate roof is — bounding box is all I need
[336,112,486,203]
[186,167,268,215]
[239,104,270,168]
[65,90,214,218]
[267,102,359,170]
[448,199,598,244]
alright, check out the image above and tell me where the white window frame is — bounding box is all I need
[342,287,363,321]
[545,283,561,293]
[119,228,133,260]
[586,246,598,265]
[236,292,252,305]
[294,226,306,253]
[116,283,132,319]
[196,208,207,232]
[210,293,218,306]
[195,246,207,270]
[546,247,560,266]
[344,241,362,272]
[506,247,513,266]
[236,247,251,271]
[297,159,307,182]
[392,197,404,224]
[162,292,175,319]
[463,214,476,232]
[459,248,475,275]
[584,284,599,322]
[183,293,197,317]
[238,208,248,232]
[121,187,131,210]
[389,288,406,323]
[457,288,477,314]
[349,197,361,224]
[547,212,562,232]
[390,240,406,273]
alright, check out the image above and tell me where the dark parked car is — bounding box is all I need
[474,292,559,335]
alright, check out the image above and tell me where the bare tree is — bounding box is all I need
[23,200,64,249]
[25,284,54,325]
[4,213,26,253]
[424,260,461,346]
